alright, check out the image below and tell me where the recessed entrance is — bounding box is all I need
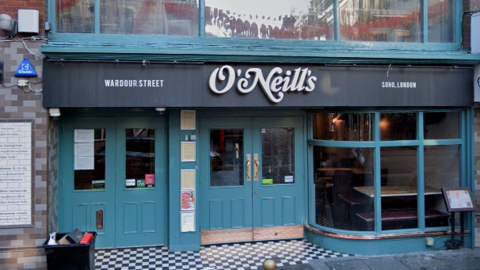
[200,117,305,244]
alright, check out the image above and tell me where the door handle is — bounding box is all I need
[246,154,251,181]
[254,191,258,195]
[253,154,259,181]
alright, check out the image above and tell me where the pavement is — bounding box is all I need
[276,248,480,270]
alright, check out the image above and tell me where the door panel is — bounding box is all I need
[282,196,296,225]
[61,118,116,247]
[260,197,275,226]
[252,118,304,241]
[200,118,253,239]
[231,198,245,228]
[200,117,304,244]
[60,117,165,248]
[142,201,157,233]
[115,117,166,247]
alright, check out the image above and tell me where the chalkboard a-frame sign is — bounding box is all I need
[442,187,476,213]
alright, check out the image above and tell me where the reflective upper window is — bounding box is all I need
[428,0,454,43]
[57,0,199,36]
[54,0,456,44]
[205,0,333,40]
[340,0,421,42]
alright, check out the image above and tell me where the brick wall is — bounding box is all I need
[0,41,47,270]
[0,0,46,38]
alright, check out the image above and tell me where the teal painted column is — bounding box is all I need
[168,110,200,251]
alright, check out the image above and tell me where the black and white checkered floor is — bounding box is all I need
[95,239,354,270]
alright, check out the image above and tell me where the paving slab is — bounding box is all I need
[324,259,371,270]
[278,263,315,269]
[362,257,411,270]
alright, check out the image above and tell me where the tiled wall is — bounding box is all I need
[467,0,480,248]
[0,41,47,270]
[48,119,59,234]
[475,109,480,247]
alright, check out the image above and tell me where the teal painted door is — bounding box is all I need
[115,117,166,247]
[252,118,304,231]
[200,117,304,242]
[60,117,166,248]
[60,117,116,248]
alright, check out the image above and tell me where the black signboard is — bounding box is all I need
[43,61,473,108]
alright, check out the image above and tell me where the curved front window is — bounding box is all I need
[314,146,374,231]
[310,111,463,233]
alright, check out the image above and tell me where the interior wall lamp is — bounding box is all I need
[0,14,17,37]
[49,108,61,118]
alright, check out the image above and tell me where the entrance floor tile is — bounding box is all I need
[95,239,354,270]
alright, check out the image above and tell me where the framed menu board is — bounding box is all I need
[442,187,476,212]
[0,122,33,227]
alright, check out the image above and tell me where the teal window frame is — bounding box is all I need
[307,109,470,236]
[47,0,463,52]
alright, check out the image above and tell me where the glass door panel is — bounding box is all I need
[210,129,244,187]
[74,129,106,190]
[125,128,155,189]
[261,128,295,185]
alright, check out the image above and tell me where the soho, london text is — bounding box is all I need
[381,81,417,88]
[209,65,317,103]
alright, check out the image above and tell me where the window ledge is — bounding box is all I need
[305,224,468,240]
[40,34,480,65]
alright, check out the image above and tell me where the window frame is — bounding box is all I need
[307,109,467,235]
[47,0,463,51]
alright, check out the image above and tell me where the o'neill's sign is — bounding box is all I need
[208,65,317,103]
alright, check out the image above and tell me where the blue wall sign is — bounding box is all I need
[15,58,37,77]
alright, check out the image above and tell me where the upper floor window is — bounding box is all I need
[55,0,456,43]
[57,0,199,36]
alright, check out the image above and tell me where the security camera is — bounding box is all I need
[0,14,17,36]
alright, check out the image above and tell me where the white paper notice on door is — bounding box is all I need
[74,156,94,170]
[180,211,195,232]
[74,129,95,170]
[74,129,94,142]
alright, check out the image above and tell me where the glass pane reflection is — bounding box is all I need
[424,145,458,227]
[125,129,155,188]
[380,147,417,230]
[313,113,373,141]
[340,0,421,42]
[428,0,454,43]
[424,112,459,139]
[57,0,94,33]
[262,128,294,184]
[380,113,417,141]
[314,146,374,231]
[205,0,333,40]
[74,129,106,190]
[210,129,244,187]
[57,0,199,35]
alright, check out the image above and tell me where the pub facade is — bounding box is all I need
[38,0,480,256]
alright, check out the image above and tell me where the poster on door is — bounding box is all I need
[181,189,195,211]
